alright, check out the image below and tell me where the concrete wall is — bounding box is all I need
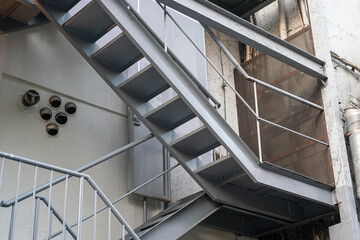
[0,23,161,239]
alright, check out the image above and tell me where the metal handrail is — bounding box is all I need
[151,1,328,148]
[50,163,181,239]
[1,133,153,207]
[0,151,140,240]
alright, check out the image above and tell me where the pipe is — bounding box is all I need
[0,133,154,207]
[278,0,288,39]
[346,109,360,198]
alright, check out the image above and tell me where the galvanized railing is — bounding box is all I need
[129,0,328,163]
[0,151,140,240]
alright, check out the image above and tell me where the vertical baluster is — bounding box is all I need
[93,190,97,240]
[8,161,22,240]
[33,197,40,240]
[108,208,111,240]
[49,210,54,239]
[0,157,5,196]
[29,166,38,240]
[164,5,168,52]
[62,174,69,240]
[122,225,125,240]
[46,170,54,239]
[253,82,263,162]
[77,177,84,240]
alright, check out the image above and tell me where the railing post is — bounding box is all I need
[164,4,167,52]
[46,170,54,239]
[253,82,263,162]
[108,208,112,240]
[77,176,84,240]
[62,174,69,240]
[29,166,38,240]
[8,161,22,240]
[0,157,5,196]
[93,190,97,240]
[33,197,40,240]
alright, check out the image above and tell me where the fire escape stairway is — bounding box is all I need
[34,0,336,237]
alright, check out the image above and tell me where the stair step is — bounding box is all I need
[118,65,170,101]
[145,96,195,129]
[92,32,143,72]
[195,155,244,181]
[47,0,79,10]
[171,126,220,157]
[64,1,114,41]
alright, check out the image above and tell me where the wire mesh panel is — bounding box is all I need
[235,27,334,185]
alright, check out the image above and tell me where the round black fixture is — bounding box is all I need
[49,95,62,108]
[39,107,52,121]
[46,123,59,136]
[21,90,40,107]
[64,102,77,115]
[55,112,68,125]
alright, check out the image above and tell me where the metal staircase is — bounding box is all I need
[32,0,336,237]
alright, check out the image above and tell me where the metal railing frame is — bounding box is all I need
[0,152,141,240]
[1,133,154,208]
[146,1,329,159]
[50,162,180,239]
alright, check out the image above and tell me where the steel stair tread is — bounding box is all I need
[64,1,114,41]
[145,96,196,129]
[195,155,244,181]
[47,0,79,10]
[92,32,143,72]
[171,126,220,157]
[118,65,170,101]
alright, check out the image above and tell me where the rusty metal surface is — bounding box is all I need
[235,27,334,185]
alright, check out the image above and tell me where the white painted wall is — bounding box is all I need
[0,23,161,239]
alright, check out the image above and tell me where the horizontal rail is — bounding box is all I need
[50,163,181,238]
[151,3,327,147]
[157,0,327,80]
[202,24,324,111]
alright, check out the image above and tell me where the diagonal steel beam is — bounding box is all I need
[158,0,327,80]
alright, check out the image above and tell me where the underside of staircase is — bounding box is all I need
[33,0,337,238]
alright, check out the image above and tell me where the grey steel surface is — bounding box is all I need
[195,155,243,181]
[171,126,220,157]
[119,65,169,101]
[139,194,220,240]
[33,0,337,235]
[145,96,196,129]
[64,1,114,41]
[158,0,327,80]
[93,33,143,72]
[47,0,79,10]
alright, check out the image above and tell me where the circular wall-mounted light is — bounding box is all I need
[64,102,77,115]
[49,95,62,108]
[55,112,68,125]
[39,107,52,121]
[21,90,40,107]
[46,123,59,136]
